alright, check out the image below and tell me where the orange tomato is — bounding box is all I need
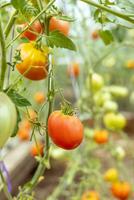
[91,31,99,40]
[27,108,37,121]
[48,110,83,150]
[18,128,30,141]
[67,62,80,78]
[31,142,44,157]
[126,60,134,69]
[19,119,31,130]
[94,130,109,144]
[111,181,131,200]
[16,42,48,80]
[82,190,99,200]
[34,91,45,104]
[19,21,43,41]
[49,17,70,36]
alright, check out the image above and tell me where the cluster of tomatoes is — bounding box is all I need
[81,168,131,200]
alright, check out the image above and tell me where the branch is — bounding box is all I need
[80,0,134,24]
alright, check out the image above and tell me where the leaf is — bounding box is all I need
[46,31,76,51]
[99,30,114,45]
[11,107,21,137]
[7,89,31,107]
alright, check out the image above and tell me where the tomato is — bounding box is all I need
[112,146,126,161]
[126,60,134,69]
[103,100,118,113]
[94,130,109,144]
[67,62,80,78]
[82,190,99,200]
[18,128,30,141]
[49,17,70,36]
[26,108,37,121]
[94,92,111,106]
[108,86,128,98]
[48,111,83,150]
[0,92,17,148]
[19,119,31,130]
[19,21,43,41]
[103,112,126,131]
[34,91,45,104]
[16,42,48,80]
[86,73,104,92]
[104,168,119,183]
[31,142,44,157]
[91,31,99,40]
[111,181,131,200]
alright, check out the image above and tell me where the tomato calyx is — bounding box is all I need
[61,102,74,116]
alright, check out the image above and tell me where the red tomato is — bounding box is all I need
[48,111,83,150]
[19,21,43,41]
[49,17,70,36]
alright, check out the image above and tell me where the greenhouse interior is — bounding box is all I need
[0,0,134,199]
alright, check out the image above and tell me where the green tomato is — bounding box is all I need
[86,73,104,92]
[112,146,126,161]
[94,91,111,106]
[0,92,17,148]
[129,92,134,105]
[84,127,94,139]
[103,112,126,131]
[103,100,118,113]
[108,86,128,98]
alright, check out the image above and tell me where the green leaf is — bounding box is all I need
[99,30,114,45]
[7,89,31,107]
[46,31,76,51]
[11,107,21,137]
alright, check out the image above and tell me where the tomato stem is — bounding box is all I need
[0,17,7,90]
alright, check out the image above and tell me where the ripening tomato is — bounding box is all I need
[34,91,45,104]
[103,112,126,131]
[104,168,119,183]
[19,119,31,130]
[111,181,131,200]
[19,21,43,41]
[94,130,109,144]
[126,60,134,69]
[31,142,44,157]
[18,128,30,141]
[49,17,70,36]
[16,42,48,80]
[67,62,80,78]
[91,31,99,40]
[81,190,99,200]
[0,92,17,148]
[48,111,83,150]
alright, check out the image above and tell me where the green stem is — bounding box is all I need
[0,2,11,9]
[0,171,13,200]
[6,0,56,48]
[4,10,18,39]
[0,17,7,90]
[17,15,54,195]
[80,0,134,24]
